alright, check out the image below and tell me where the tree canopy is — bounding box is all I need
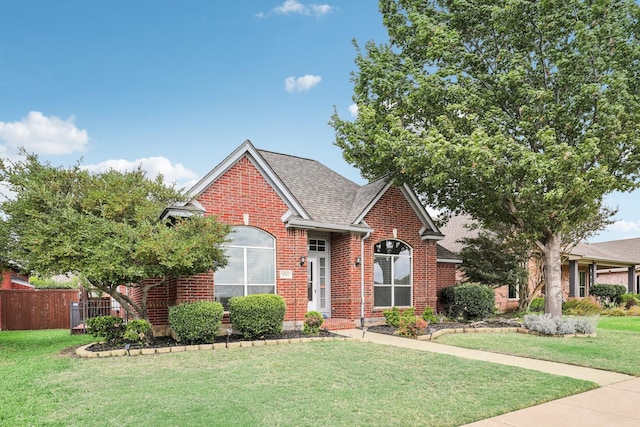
[332,0,640,316]
[0,152,230,319]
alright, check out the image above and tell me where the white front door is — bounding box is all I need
[307,256,329,316]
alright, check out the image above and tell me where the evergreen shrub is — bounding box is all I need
[229,294,286,339]
[169,301,224,344]
[440,283,495,320]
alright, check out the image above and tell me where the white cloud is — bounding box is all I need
[260,0,334,18]
[0,111,89,155]
[348,103,358,117]
[85,157,199,189]
[285,74,322,93]
[609,220,640,233]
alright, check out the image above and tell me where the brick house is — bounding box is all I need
[437,215,640,311]
[139,140,459,330]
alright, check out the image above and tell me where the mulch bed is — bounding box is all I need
[86,329,338,352]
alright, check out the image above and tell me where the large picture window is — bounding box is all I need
[373,240,412,307]
[214,226,276,309]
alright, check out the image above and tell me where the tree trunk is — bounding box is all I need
[541,232,563,317]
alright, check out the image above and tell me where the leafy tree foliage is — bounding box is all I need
[0,152,230,319]
[332,0,640,316]
[459,233,527,288]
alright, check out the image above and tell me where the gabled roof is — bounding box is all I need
[176,140,442,237]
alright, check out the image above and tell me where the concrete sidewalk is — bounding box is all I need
[334,329,639,426]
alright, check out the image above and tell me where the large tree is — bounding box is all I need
[0,153,230,320]
[332,0,640,316]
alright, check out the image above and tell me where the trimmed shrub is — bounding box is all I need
[562,298,601,315]
[421,306,438,324]
[86,315,124,343]
[169,301,224,344]
[529,297,545,312]
[440,283,495,320]
[123,319,152,343]
[589,284,627,304]
[303,311,324,335]
[229,294,286,339]
[383,306,414,328]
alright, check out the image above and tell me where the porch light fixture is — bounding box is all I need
[355,256,361,267]
[299,255,307,267]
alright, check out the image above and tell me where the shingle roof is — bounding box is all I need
[181,140,442,236]
[258,150,361,225]
[437,214,478,255]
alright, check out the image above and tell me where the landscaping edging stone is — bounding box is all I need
[75,336,354,358]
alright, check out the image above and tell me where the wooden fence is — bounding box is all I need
[0,289,79,330]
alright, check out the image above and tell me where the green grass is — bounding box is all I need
[0,330,594,427]
[436,316,640,375]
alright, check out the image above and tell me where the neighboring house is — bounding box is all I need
[575,238,640,294]
[0,269,32,290]
[438,216,640,311]
[135,140,460,330]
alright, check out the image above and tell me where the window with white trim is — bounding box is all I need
[214,226,276,309]
[373,240,412,307]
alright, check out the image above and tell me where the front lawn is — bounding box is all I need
[436,316,640,375]
[0,329,594,427]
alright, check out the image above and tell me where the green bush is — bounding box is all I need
[229,294,286,339]
[529,297,545,312]
[169,301,224,344]
[589,284,627,304]
[303,311,324,335]
[383,306,414,328]
[562,298,601,315]
[86,315,124,343]
[123,319,152,343]
[440,283,495,320]
[398,315,428,338]
[421,306,438,324]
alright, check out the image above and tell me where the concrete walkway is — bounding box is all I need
[334,329,640,426]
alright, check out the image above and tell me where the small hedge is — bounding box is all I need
[229,294,286,339]
[589,284,627,304]
[383,306,415,328]
[169,301,224,344]
[529,297,545,312]
[440,283,495,320]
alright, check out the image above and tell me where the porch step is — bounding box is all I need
[323,318,358,331]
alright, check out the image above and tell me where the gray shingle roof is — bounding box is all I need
[258,150,361,225]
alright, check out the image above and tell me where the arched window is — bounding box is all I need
[373,240,412,307]
[214,226,276,308]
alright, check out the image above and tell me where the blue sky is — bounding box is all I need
[0,0,637,243]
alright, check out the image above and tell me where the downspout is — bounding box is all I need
[360,231,371,328]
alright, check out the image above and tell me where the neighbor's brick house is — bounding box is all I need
[134,140,460,330]
[437,215,640,311]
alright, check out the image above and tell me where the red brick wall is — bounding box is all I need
[330,232,362,320]
[143,155,309,327]
[348,186,439,321]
